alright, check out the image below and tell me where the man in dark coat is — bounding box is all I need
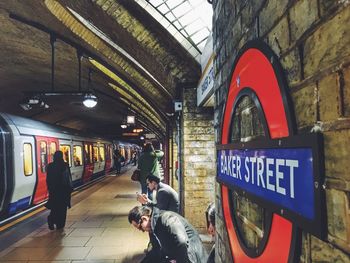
[128,206,208,263]
[137,174,179,213]
[46,150,73,230]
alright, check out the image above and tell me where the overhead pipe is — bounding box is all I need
[176,109,183,215]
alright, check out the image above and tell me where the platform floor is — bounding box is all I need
[0,167,148,263]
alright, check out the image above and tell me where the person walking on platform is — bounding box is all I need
[128,206,208,263]
[45,150,73,230]
[137,143,163,195]
[137,174,179,213]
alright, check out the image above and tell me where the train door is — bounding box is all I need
[92,143,105,175]
[33,136,58,204]
[82,142,93,183]
[72,142,84,185]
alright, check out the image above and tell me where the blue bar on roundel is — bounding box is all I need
[217,148,314,220]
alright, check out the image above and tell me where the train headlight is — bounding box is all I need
[83,94,97,108]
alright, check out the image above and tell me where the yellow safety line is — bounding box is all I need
[0,176,107,232]
[0,206,46,232]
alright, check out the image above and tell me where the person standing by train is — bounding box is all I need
[137,143,163,195]
[113,149,122,175]
[46,150,73,230]
[132,151,137,166]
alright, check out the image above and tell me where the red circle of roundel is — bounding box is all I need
[221,41,297,262]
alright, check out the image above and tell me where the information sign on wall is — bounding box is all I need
[218,40,326,263]
[217,134,324,235]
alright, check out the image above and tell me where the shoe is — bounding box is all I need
[47,216,54,230]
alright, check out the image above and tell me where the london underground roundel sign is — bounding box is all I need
[218,40,326,262]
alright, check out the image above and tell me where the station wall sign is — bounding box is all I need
[217,133,324,236]
[197,55,214,107]
[218,40,326,263]
[145,133,156,139]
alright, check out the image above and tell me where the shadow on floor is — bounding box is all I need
[121,252,145,263]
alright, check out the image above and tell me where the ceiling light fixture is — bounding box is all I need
[127,115,135,124]
[120,124,127,129]
[19,102,32,111]
[19,96,49,111]
[83,93,97,108]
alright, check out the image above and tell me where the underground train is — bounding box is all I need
[0,112,136,220]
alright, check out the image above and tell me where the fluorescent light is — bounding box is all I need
[127,115,135,124]
[19,103,32,111]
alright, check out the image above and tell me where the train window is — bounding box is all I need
[73,145,82,166]
[60,145,71,167]
[120,147,125,159]
[23,143,33,176]
[93,146,98,162]
[99,146,105,161]
[105,145,110,160]
[49,142,57,161]
[40,141,48,173]
[84,144,91,164]
[89,145,93,163]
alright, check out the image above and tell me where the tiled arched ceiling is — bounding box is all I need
[58,0,201,109]
[0,0,202,140]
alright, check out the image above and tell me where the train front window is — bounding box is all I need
[60,145,71,167]
[99,146,105,161]
[73,145,82,166]
[40,141,48,173]
[23,143,33,176]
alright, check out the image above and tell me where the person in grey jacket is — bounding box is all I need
[128,206,208,263]
[137,174,179,213]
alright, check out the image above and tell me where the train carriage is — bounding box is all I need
[0,113,132,221]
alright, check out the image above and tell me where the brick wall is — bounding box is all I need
[181,87,216,232]
[213,0,350,262]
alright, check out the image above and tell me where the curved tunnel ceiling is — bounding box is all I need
[0,0,202,141]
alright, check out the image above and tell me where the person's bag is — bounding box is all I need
[131,169,141,181]
[63,166,73,191]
